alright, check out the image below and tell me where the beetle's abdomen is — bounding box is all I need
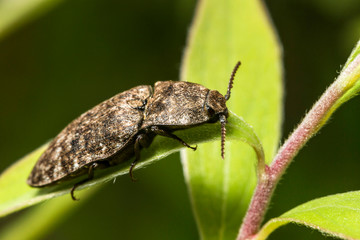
[27,85,152,187]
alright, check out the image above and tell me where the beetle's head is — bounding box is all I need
[206,61,241,159]
[206,90,228,119]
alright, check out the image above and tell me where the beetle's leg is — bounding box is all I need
[70,162,98,201]
[129,134,145,181]
[150,126,197,150]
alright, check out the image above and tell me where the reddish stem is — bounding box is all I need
[237,79,344,240]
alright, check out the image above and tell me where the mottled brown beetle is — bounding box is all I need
[27,61,241,200]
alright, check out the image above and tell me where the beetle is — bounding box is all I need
[27,61,241,200]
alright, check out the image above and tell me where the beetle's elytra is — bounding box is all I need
[27,61,241,200]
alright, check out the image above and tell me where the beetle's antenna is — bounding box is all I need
[220,114,227,159]
[225,61,241,101]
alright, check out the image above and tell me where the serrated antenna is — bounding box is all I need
[220,114,227,159]
[225,61,241,101]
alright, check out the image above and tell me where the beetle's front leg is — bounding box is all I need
[150,126,197,150]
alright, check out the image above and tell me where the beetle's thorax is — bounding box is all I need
[141,81,212,128]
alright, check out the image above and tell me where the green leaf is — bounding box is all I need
[255,191,360,240]
[0,113,259,218]
[343,39,360,68]
[334,39,360,105]
[0,0,63,41]
[180,0,282,239]
[0,190,95,240]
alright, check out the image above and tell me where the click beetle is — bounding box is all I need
[27,61,241,200]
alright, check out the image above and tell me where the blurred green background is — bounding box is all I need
[0,0,360,239]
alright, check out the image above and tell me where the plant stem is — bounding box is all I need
[236,54,360,240]
[237,166,275,240]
